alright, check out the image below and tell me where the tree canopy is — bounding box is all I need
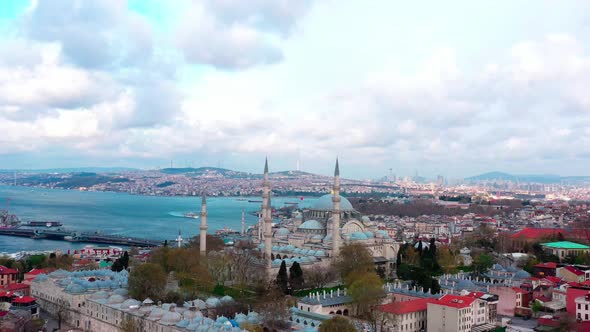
[319,316,356,332]
[128,263,167,301]
[335,243,374,285]
[349,272,385,318]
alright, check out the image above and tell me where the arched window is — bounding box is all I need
[343,309,349,316]
[336,310,342,315]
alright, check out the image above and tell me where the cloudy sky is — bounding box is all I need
[1,1,590,179]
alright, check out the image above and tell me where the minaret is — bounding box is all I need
[199,192,208,255]
[176,230,183,248]
[241,209,246,236]
[262,158,272,271]
[331,158,341,258]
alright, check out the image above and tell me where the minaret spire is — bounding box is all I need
[262,158,272,272]
[241,209,245,236]
[199,192,208,255]
[331,158,341,258]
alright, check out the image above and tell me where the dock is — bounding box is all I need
[0,227,163,247]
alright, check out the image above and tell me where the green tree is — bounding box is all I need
[319,316,356,332]
[128,263,167,301]
[335,243,374,285]
[276,261,288,294]
[121,251,130,269]
[349,272,385,317]
[289,262,304,291]
[111,259,124,272]
[473,253,494,275]
[532,300,542,317]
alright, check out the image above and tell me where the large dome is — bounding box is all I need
[311,194,354,211]
[298,220,324,230]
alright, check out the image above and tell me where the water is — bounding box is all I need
[0,186,316,253]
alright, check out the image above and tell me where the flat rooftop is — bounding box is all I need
[541,241,590,249]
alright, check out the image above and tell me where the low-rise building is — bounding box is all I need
[378,297,433,332]
[0,266,18,287]
[426,294,477,332]
[541,241,590,260]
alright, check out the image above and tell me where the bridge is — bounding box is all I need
[0,227,163,247]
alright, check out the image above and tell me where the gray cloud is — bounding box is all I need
[20,0,153,69]
[176,0,313,69]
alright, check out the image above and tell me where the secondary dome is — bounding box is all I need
[298,220,324,230]
[275,228,290,236]
[311,194,354,211]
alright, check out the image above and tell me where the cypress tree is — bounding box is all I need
[276,261,288,294]
[289,262,304,291]
[429,238,436,257]
[111,259,124,272]
[121,251,130,269]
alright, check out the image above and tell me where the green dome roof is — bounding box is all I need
[298,219,324,230]
[311,194,354,211]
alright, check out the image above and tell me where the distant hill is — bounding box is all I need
[159,167,326,179]
[0,167,139,173]
[466,171,589,184]
[19,172,131,188]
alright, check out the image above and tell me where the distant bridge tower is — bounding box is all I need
[241,209,246,236]
[200,193,208,255]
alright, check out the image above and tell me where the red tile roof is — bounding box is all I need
[545,276,562,284]
[24,268,48,277]
[2,283,29,291]
[379,298,435,315]
[564,266,584,276]
[535,262,558,269]
[464,291,485,299]
[430,294,476,309]
[12,296,36,304]
[512,287,527,293]
[0,266,18,275]
[511,228,564,240]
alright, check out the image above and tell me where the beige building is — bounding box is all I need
[30,269,257,332]
[378,297,433,332]
[427,295,477,332]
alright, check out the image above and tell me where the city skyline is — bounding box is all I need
[2,1,590,178]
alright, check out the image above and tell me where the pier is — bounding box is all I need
[0,227,163,247]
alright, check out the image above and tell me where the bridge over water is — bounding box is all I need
[0,227,163,247]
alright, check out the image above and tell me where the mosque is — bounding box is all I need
[251,159,400,275]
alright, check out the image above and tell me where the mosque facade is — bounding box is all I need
[253,159,400,275]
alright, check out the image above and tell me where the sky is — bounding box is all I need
[1,1,590,179]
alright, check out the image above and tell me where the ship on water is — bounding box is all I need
[183,212,199,219]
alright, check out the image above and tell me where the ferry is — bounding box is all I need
[183,212,199,219]
[215,227,239,236]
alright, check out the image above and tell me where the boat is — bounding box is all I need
[248,200,263,203]
[183,212,199,219]
[236,198,246,201]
